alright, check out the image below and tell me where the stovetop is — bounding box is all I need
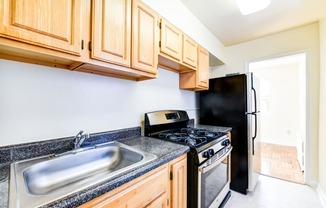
[156,127,227,149]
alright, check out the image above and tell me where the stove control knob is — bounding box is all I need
[208,149,214,156]
[202,151,211,159]
[222,139,230,146]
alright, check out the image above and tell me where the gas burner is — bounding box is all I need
[196,130,223,139]
[158,131,209,147]
[177,136,207,147]
[159,132,177,141]
[174,132,188,137]
[155,127,225,147]
[180,127,205,134]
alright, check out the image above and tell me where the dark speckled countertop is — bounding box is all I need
[0,127,189,208]
[190,124,232,133]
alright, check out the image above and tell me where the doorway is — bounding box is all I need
[249,53,306,184]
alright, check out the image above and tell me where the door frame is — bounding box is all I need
[245,50,310,185]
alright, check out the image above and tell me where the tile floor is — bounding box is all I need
[254,142,304,184]
[224,175,323,208]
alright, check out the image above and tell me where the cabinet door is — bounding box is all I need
[182,35,197,69]
[160,19,182,61]
[92,0,131,67]
[145,193,168,208]
[197,46,209,88]
[132,0,159,75]
[0,0,83,55]
[170,157,187,208]
[79,165,168,208]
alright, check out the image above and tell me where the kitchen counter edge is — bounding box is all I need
[0,136,189,208]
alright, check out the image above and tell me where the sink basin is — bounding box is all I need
[9,141,157,208]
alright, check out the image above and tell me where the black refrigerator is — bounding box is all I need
[198,73,261,194]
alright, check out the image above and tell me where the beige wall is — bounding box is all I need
[319,19,326,199]
[211,23,320,183]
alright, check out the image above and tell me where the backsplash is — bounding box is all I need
[0,59,196,146]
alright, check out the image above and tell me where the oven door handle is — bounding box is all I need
[198,146,233,174]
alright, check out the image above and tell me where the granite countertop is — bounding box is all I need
[189,124,232,133]
[0,131,189,208]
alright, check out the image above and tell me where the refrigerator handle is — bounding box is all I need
[252,113,257,155]
[252,86,259,155]
[252,87,257,113]
[252,113,257,140]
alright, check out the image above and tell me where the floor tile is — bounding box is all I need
[225,175,322,208]
[258,142,304,184]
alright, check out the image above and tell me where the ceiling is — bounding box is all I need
[180,0,326,46]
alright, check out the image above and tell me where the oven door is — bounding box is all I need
[198,146,232,208]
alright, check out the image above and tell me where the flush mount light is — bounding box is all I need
[236,0,271,15]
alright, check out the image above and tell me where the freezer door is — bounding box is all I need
[247,73,261,192]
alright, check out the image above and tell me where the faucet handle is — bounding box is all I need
[75,130,84,137]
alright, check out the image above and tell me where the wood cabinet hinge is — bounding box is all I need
[81,40,84,50]
[88,41,92,51]
[159,22,162,29]
[167,198,170,206]
[170,171,173,180]
[159,41,161,47]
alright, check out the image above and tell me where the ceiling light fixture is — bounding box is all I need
[236,0,271,15]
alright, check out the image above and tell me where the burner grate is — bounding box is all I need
[158,130,208,147]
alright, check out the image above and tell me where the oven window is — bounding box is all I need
[201,158,228,208]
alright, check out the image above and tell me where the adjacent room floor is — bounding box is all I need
[259,142,304,184]
[224,175,323,208]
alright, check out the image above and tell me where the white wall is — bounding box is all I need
[251,63,300,147]
[142,0,226,63]
[318,19,326,204]
[210,22,320,183]
[0,60,196,146]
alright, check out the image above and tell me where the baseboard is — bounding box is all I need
[317,183,326,208]
[308,180,318,188]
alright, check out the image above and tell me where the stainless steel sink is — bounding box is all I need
[9,141,157,208]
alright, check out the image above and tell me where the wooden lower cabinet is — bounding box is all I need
[169,154,187,208]
[79,154,187,208]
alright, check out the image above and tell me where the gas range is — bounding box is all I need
[144,110,232,208]
[156,127,229,161]
[144,110,229,161]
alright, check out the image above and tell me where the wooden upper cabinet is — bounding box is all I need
[91,0,131,67]
[0,0,83,56]
[197,46,209,88]
[160,19,182,61]
[179,45,209,91]
[182,35,197,69]
[131,0,159,75]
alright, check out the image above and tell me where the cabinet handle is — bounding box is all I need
[88,41,92,51]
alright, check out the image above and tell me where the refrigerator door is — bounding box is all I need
[199,74,249,194]
[247,73,261,191]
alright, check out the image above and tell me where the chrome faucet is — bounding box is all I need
[73,130,90,150]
